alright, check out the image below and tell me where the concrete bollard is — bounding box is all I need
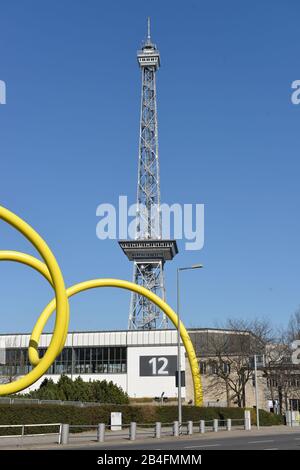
[60,423,69,445]
[173,421,179,437]
[97,423,105,442]
[187,421,193,435]
[226,418,231,431]
[213,419,218,432]
[155,422,161,439]
[199,420,205,434]
[129,422,136,441]
[244,410,251,431]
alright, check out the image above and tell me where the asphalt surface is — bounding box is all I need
[64,431,300,450]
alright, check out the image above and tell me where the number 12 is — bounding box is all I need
[148,357,168,375]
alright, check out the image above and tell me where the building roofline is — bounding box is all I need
[187,327,251,335]
[0,327,254,336]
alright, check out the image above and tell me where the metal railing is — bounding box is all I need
[0,423,61,441]
[0,397,117,407]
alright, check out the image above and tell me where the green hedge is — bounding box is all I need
[0,404,283,434]
[250,409,284,426]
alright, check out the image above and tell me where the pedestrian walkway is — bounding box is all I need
[0,425,299,450]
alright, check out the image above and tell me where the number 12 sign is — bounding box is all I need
[139,355,177,376]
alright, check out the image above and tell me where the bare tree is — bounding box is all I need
[263,315,300,413]
[262,330,289,413]
[287,308,300,342]
[204,318,271,407]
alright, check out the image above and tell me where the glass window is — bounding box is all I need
[0,346,127,376]
[210,362,218,375]
[103,348,108,362]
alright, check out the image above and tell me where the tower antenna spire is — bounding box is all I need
[147,17,151,42]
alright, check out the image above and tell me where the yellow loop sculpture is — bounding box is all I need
[0,206,203,406]
[0,206,69,396]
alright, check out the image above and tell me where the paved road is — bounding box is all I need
[63,431,300,450]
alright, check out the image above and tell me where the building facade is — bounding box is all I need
[0,327,286,411]
[186,329,268,409]
[0,329,186,400]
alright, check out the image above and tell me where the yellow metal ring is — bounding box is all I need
[0,206,69,395]
[0,207,202,405]
[28,278,203,406]
[0,251,68,358]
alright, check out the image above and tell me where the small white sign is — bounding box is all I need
[110,412,122,431]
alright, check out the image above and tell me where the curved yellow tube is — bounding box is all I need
[29,279,203,406]
[0,251,69,356]
[0,207,203,405]
[0,251,52,283]
[0,206,69,395]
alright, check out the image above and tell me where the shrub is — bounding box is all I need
[250,409,284,426]
[17,375,129,404]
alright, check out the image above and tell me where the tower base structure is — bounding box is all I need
[119,240,178,329]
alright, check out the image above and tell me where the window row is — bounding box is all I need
[199,361,231,375]
[0,346,127,376]
[267,377,300,389]
[139,57,157,62]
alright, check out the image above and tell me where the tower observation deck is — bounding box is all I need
[119,19,178,330]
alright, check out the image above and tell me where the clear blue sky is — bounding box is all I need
[0,0,299,333]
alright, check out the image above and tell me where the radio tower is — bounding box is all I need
[119,19,178,330]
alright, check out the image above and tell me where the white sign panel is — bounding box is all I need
[110,412,122,431]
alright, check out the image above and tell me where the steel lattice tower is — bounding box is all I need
[119,19,178,330]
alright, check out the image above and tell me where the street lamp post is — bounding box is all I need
[177,264,203,426]
[254,354,260,430]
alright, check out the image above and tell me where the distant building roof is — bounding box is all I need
[188,328,265,357]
